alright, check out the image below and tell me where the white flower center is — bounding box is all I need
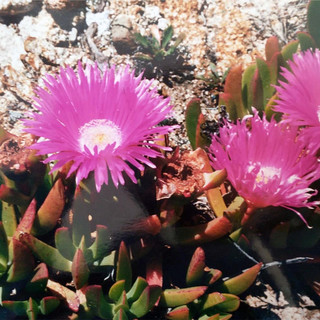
[255,166,281,184]
[78,119,122,153]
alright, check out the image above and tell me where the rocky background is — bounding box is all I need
[1,0,319,319]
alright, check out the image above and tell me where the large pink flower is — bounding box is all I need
[274,49,320,146]
[23,63,176,191]
[208,112,320,214]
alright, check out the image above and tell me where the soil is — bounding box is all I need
[0,0,319,319]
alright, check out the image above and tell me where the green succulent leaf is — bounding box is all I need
[116,241,132,292]
[186,247,206,286]
[25,263,49,294]
[162,216,232,245]
[72,248,89,289]
[281,40,299,62]
[86,285,114,320]
[241,64,257,110]
[215,294,240,313]
[297,31,316,51]
[113,308,129,320]
[126,276,149,303]
[109,280,126,302]
[224,196,247,229]
[167,33,185,55]
[0,222,8,275]
[160,286,207,308]
[88,224,110,262]
[256,57,274,107]
[39,296,60,315]
[307,0,320,47]
[218,263,262,295]
[19,233,72,272]
[202,292,226,311]
[198,314,220,320]
[2,300,30,317]
[220,65,246,120]
[204,268,223,286]
[162,25,174,48]
[265,36,280,61]
[185,98,202,150]
[32,178,66,235]
[166,305,191,320]
[55,227,76,261]
[134,33,151,49]
[0,202,17,237]
[0,185,30,206]
[7,238,35,282]
[114,290,129,314]
[130,285,162,318]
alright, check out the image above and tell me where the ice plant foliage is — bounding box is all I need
[274,49,320,146]
[23,63,176,191]
[208,111,320,223]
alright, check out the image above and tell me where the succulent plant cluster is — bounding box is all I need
[0,126,261,319]
[133,25,195,86]
[219,0,320,121]
[1,1,320,319]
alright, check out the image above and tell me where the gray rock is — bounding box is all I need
[111,14,136,54]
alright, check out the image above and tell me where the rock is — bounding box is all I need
[0,24,26,71]
[0,0,35,15]
[86,9,110,36]
[111,14,136,54]
[19,8,55,40]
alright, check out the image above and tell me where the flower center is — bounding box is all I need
[255,166,281,184]
[78,119,122,153]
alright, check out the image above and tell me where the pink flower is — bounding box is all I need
[23,63,176,192]
[274,49,320,147]
[208,112,320,217]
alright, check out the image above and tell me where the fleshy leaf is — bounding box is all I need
[25,263,49,294]
[7,238,35,282]
[186,247,206,286]
[166,305,191,320]
[85,285,114,319]
[130,285,162,318]
[39,296,60,315]
[160,286,207,308]
[0,222,8,275]
[0,202,17,237]
[114,290,129,314]
[218,263,262,295]
[116,241,132,292]
[88,225,110,261]
[220,65,246,120]
[19,233,72,272]
[215,294,240,313]
[185,98,202,150]
[265,36,280,61]
[241,64,256,110]
[281,40,299,62]
[162,216,232,245]
[126,277,149,303]
[297,32,316,51]
[307,0,320,47]
[32,178,66,235]
[205,187,227,218]
[72,248,89,289]
[47,279,79,312]
[55,227,76,261]
[109,280,126,302]
[113,308,129,320]
[202,292,226,311]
